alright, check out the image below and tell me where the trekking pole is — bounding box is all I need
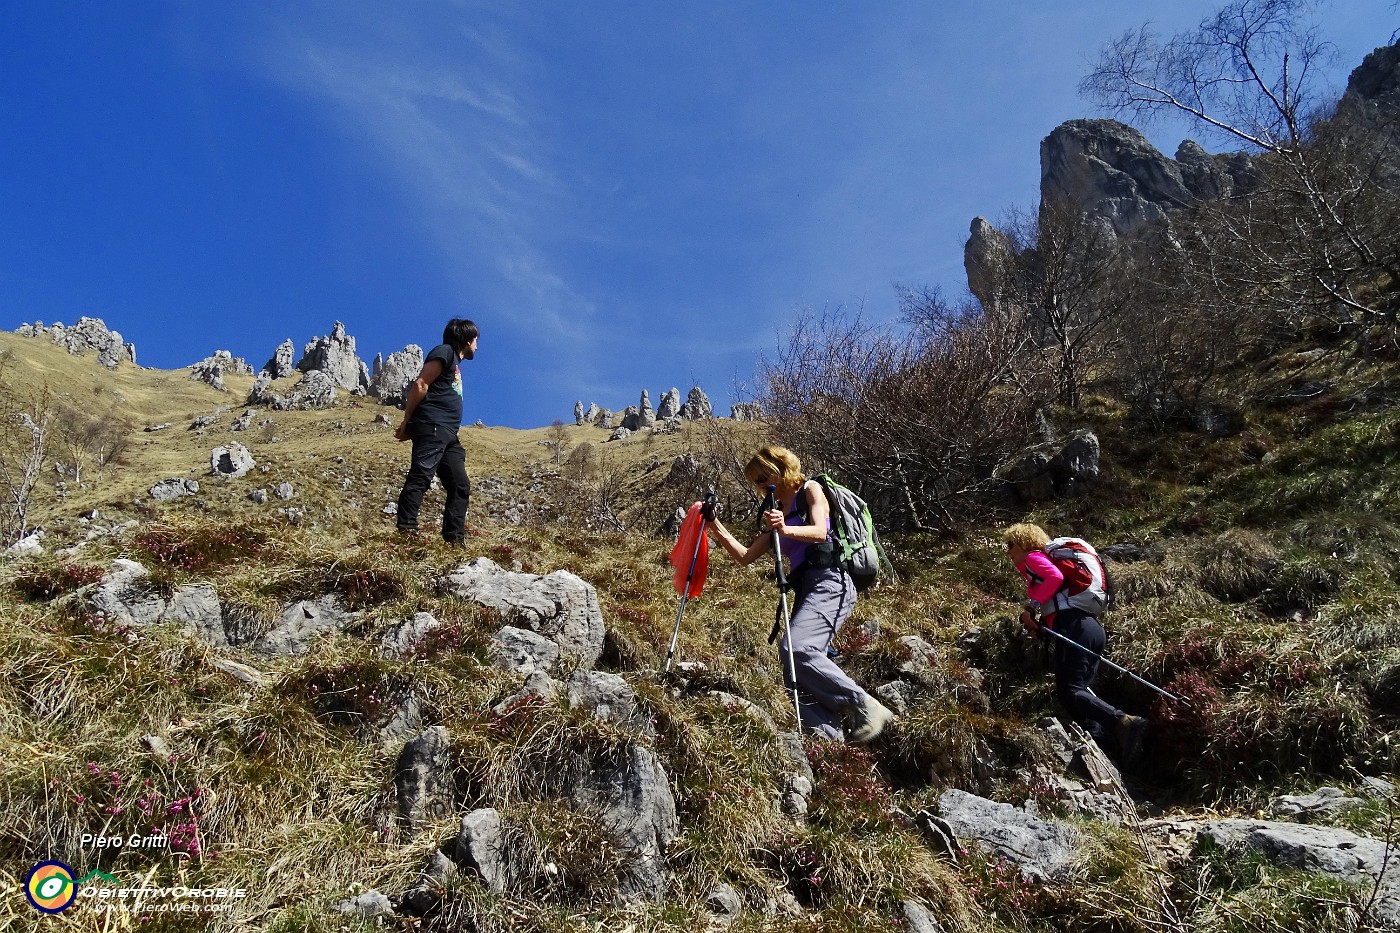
[1025,612,1192,708]
[664,488,716,675]
[766,485,803,731]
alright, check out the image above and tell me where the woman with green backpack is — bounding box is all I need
[705,445,894,743]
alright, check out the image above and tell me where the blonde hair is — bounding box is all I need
[744,445,805,490]
[1003,522,1050,552]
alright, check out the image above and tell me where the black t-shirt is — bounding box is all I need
[409,343,463,429]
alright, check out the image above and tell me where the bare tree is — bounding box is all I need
[0,384,52,546]
[988,198,1137,409]
[544,419,569,465]
[1083,0,1400,345]
[758,300,1050,531]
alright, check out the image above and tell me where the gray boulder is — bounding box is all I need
[567,670,654,739]
[396,726,455,830]
[1000,429,1101,502]
[333,892,395,919]
[210,443,255,479]
[252,595,360,655]
[164,584,231,647]
[491,670,560,716]
[6,529,44,558]
[1031,719,1131,824]
[445,557,605,668]
[189,350,253,392]
[380,611,442,660]
[1201,819,1400,926]
[705,883,742,921]
[666,454,700,484]
[211,658,267,688]
[400,851,459,917]
[1271,787,1366,819]
[1053,430,1101,483]
[490,625,560,675]
[573,400,585,426]
[148,478,199,501]
[566,744,679,899]
[376,693,424,751]
[90,559,167,625]
[729,402,763,421]
[229,409,257,432]
[936,788,1082,881]
[456,808,514,893]
[902,900,948,933]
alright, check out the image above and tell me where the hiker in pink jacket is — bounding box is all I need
[1004,522,1147,766]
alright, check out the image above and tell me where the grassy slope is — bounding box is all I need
[2,332,1398,932]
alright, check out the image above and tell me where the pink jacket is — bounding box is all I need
[1017,550,1063,607]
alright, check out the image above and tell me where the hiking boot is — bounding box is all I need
[1117,714,1149,768]
[846,695,895,744]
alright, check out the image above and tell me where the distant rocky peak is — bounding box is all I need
[1344,40,1400,116]
[14,317,136,369]
[296,320,369,393]
[577,384,714,431]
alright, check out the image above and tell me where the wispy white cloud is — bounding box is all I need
[246,5,600,364]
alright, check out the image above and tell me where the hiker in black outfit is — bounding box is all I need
[1004,522,1148,766]
[394,318,478,543]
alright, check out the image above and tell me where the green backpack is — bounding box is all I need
[812,474,893,592]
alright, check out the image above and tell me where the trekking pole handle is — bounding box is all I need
[765,486,789,589]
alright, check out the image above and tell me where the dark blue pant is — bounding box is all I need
[396,423,470,541]
[1050,608,1126,746]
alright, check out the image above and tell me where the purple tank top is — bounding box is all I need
[780,481,831,568]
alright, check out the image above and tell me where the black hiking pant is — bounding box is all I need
[396,423,470,542]
[1048,608,1126,747]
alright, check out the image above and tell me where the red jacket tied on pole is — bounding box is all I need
[669,502,710,597]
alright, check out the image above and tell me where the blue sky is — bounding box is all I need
[1,2,1392,428]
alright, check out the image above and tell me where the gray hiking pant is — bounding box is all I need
[778,564,864,741]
